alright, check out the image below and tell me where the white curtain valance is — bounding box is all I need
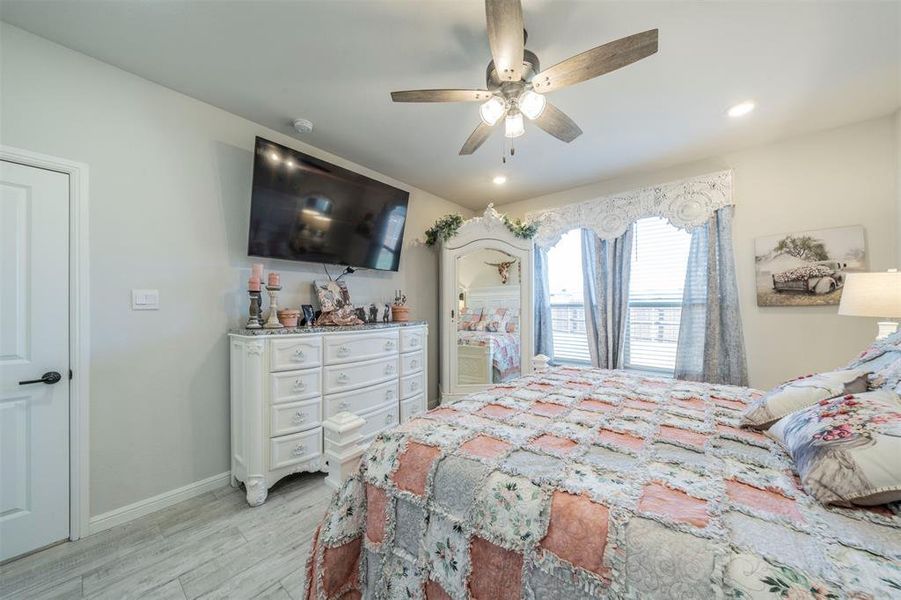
[528,170,734,248]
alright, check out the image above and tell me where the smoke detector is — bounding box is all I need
[292,118,313,134]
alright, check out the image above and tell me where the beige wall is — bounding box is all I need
[0,24,470,516]
[897,110,901,265]
[500,116,899,390]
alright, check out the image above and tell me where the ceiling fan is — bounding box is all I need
[390,0,658,155]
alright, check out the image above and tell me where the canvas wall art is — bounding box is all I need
[754,225,866,307]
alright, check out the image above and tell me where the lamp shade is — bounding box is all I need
[838,272,901,318]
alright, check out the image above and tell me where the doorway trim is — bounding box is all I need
[1,145,91,541]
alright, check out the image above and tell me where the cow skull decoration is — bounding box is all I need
[486,260,517,284]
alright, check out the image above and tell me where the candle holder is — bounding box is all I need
[246,290,263,329]
[264,285,285,329]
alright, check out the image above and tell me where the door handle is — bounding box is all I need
[19,371,62,385]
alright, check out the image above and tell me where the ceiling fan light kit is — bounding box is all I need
[504,111,525,138]
[390,0,659,155]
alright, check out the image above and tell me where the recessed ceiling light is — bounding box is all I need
[492,175,507,185]
[727,101,755,118]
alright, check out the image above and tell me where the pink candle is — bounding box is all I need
[251,263,263,279]
[248,277,261,292]
[267,272,280,287]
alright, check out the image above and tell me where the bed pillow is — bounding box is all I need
[768,389,901,505]
[845,331,901,392]
[740,369,870,430]
[458,308,482,331]
[505,314,519,334]
[483,308,510,332]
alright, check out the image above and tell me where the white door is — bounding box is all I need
[0,160,70,562]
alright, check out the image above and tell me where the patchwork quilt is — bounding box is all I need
[304,368,901,600]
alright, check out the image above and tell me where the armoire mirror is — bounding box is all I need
[439,206,533,404]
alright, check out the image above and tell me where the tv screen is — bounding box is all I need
[248,137,410,271]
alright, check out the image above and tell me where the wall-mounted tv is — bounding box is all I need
[248,137,410,272]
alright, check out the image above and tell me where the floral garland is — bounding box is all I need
[424,214,464,246]
[424,212,536,246]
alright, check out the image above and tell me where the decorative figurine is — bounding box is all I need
[382,304,390,323]
[354,307,367,323]
[368,303,378,323]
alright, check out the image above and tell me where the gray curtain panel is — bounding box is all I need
[533,244,555,360]
[581,226,634,369]
[674,206,748,386]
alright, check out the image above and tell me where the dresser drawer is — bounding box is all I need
[270,337,322,372]
[323,331,400,365]
[400,394,425,423]
[358,402,399,439]
[270,369,321,405]
[400,351,424,377]
[269,427,321,470]
[324,379,397,418]
[399,328,425,354]
[270,399,321,437]
[323,355,398,394]
[400,372,425,400]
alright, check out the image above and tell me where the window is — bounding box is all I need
[547,229,590,363]
[624,217,692,374]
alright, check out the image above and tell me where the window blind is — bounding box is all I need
[624,218,692,374]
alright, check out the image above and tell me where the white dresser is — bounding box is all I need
[229,322,428,505]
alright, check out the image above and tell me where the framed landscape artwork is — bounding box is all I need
[754,225,866,307]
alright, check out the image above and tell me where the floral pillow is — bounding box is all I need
[768,389,901,505]
[505,314,519,334]
[845,331,901,392]
[458,308,483,331]
[483,308,510,333]
[740,369,870,430]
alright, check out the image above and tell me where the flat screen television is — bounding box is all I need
[248,137,410,271]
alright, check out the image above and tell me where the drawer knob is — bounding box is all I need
[339,401,350,410]
[293,379,306,392]
[292,444,306,456]
[292,349,306,362]
[410,359,418,368]
[292,411,306,424]
[384,413,394,425]
[410,380,419,390]
[410,338,419,347]
[337,346,351,358]
[384,340,395,350]
[337,373,350,384]
[385,364,395,375]
[386,389,394,399]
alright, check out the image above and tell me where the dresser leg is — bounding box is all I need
[244,476,268,506]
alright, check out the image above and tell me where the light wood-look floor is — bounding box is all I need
[0,473,333,600]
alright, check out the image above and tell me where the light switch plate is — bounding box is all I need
[131,289,160,310]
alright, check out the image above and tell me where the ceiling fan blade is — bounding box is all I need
[391,89,494,103]
[486,0,524,82]
[534,103,582,143]
[459,122,494,155]
[532,29,658,94]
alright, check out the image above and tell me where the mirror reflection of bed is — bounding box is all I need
[456,248,521,385]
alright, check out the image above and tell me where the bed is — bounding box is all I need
[304,367,900,599]
[457,330,521,384]
[456,286,522,385]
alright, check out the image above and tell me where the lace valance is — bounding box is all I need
[527,170,734,248]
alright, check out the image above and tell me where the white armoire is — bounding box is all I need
[439,206,533,403]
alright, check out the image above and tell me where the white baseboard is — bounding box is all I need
[89,471,231,535]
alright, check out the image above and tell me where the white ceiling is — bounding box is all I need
[2,1,899,209]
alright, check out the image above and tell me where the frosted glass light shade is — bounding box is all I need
[838,272,901,318]
[505,112,525,138]
[479,96,506,126]
[519,90,546,120]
